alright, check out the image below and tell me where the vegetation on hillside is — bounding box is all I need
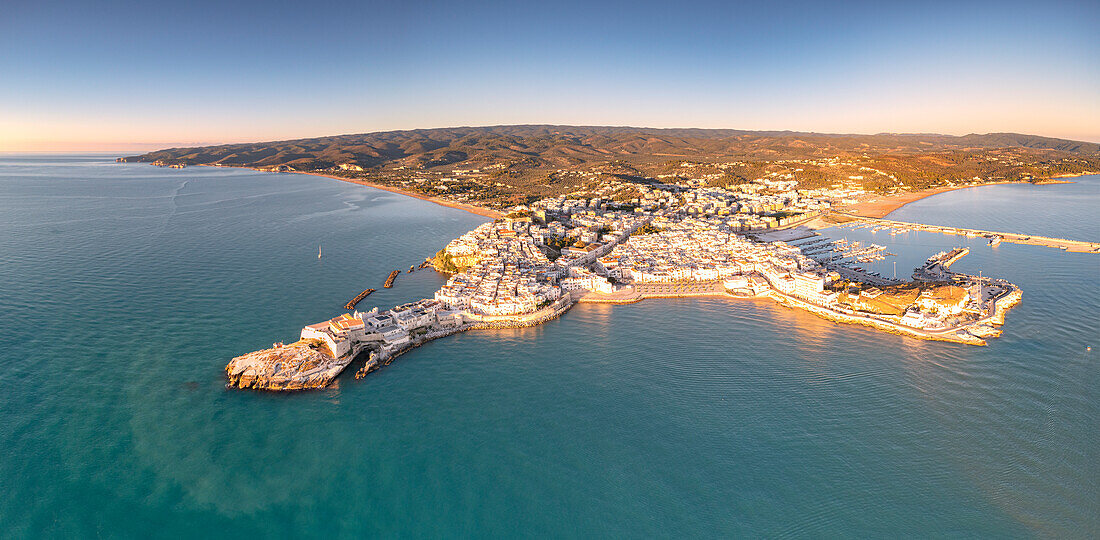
[430,249,462,274]
[121,125,1100,205]
[633,223,665,236]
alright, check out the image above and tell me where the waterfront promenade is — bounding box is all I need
[576,281,729,304]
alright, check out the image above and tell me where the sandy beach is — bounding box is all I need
[293,171,504,219]
[198,164,1087,223]
[194,164,502,219]
[838,179,1076,219]
[839,185,976,218]
[307,171,1080,222]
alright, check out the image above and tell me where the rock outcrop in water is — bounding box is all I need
[225,342,350,390]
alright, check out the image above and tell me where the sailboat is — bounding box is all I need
[317,245,322,259]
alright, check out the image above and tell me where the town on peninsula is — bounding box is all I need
[118,126,1099,391]
[222,180,1051,391]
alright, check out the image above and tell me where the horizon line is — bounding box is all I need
[5,123,1100,153]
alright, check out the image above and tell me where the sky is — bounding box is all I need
[1,0,1098,151]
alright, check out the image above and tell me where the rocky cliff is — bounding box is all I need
[225,342,351,391]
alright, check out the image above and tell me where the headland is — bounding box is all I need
[113,148,1096,390]
[221,178,1067,391]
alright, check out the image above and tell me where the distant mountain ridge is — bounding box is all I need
[121,125,1100,171]
[120,125,1100,208]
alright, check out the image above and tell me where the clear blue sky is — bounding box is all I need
[2,0,1097,150]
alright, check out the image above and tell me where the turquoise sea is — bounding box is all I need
[1,155,1097,538]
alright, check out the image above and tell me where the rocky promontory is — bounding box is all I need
[225,341,351,391]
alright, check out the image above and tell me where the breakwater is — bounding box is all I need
[834,212,1099,253]
[344,288,375,310]
[383,270,400,288]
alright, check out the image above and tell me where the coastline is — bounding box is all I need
[294,171,505,219]
[195,164,504,219]
[840,177,1080,219]
[219,170,1044,392]
[185,163,1092,222]
[576,286,999,346]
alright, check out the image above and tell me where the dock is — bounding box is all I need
[914,248,970,281]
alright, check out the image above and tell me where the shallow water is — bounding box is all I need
[0,158,1096,537]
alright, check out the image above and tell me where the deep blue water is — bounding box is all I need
[0,157,1096,538]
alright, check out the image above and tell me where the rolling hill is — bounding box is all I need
[120,125,1100,208]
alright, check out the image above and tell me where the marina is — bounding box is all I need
[798,237,892,267]
[832,212,1100,253]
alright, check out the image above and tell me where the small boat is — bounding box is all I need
[318,245,322,259]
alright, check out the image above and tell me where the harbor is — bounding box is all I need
[831,212,1100,253]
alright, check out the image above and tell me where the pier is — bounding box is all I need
[833,212,1099,253]
[914,248,970,282]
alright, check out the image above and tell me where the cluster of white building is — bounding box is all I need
[677,188,828,230]
[299,299,467,356]
[429,185,849,322]
[262,158,1038,373]
[595,217,839,306]
[292,182,898,358]
[434,222,562,315]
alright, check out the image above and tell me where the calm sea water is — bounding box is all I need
[1,157,1096,538]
